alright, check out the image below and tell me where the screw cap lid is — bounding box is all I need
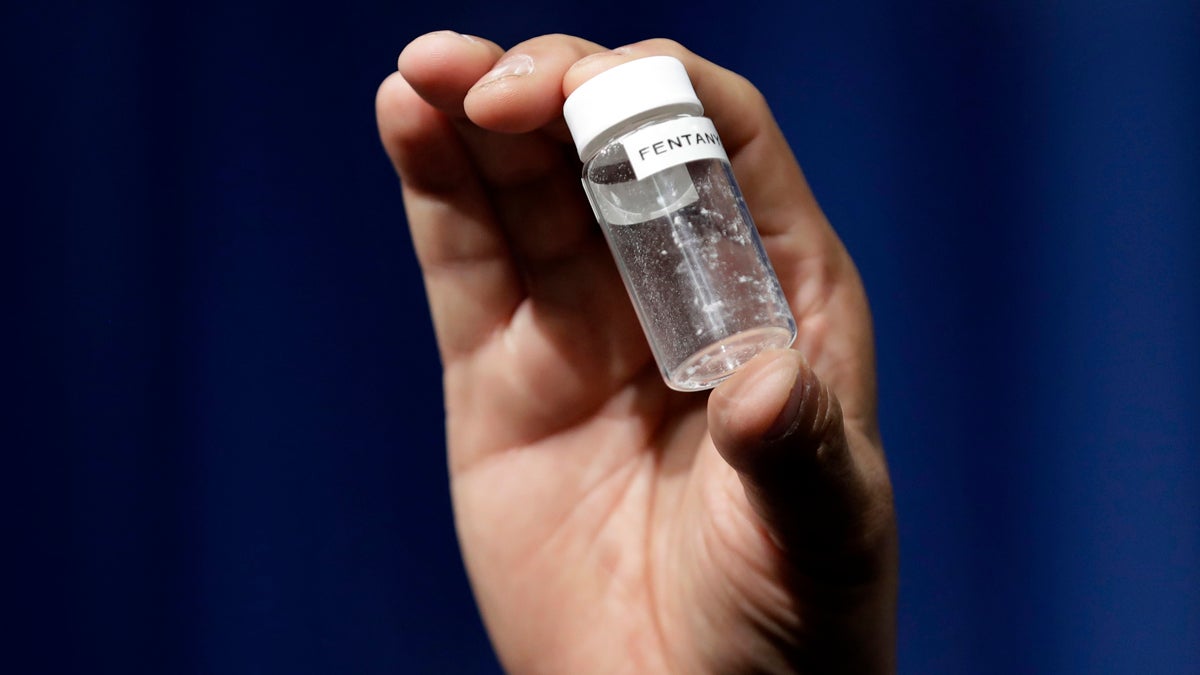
[563,56,703,160]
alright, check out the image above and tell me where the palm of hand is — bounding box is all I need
[380,32,895,674]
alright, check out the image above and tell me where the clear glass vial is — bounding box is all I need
[564,56,797,391]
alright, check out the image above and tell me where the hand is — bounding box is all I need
[377,32,896,674]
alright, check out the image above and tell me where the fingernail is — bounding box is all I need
[762,355,806,442]
[457,32,481,43]
[477,53,534,87]
[429,29,477,43]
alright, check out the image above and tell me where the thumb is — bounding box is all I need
[707,349,893,584]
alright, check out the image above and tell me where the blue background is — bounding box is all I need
[9,0,1198,672]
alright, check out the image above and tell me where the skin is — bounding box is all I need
[376,32,897,674]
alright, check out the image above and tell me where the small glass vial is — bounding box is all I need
[564,56,797,391]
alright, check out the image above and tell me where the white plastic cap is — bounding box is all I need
[563,56,703,160]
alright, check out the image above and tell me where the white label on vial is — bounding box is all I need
[621,117,729,181]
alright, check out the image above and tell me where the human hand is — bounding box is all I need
[377,32,896,673]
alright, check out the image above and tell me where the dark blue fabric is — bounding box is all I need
[9,0,1198,672]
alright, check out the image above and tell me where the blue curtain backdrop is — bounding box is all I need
[9,0,1198,672]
